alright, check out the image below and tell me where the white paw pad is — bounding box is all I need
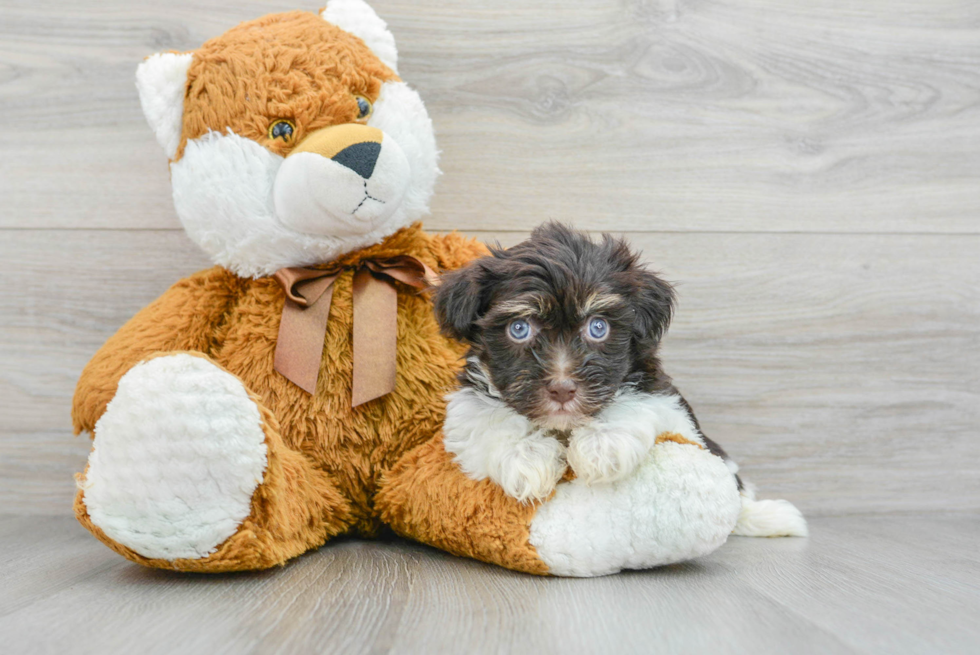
[566,427,649,485]
[81,354,268,561]
[489,432,566,503]
[529,442,741,577]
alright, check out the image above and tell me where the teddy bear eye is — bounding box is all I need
[355,96,373,120]
[268,120,295,141]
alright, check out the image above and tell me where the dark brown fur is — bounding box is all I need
[434,223,738,477]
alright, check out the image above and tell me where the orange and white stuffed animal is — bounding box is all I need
[72,0,490,572]
[72,1,746,577]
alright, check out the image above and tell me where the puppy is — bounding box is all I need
[434,222,807,538]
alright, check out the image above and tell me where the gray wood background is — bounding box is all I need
[1,0,978,518]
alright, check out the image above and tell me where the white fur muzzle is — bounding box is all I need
[273,133,410,237]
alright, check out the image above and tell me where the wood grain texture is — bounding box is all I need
[2,230,977,516]
[0,0,979,232]
[1,514,978,654]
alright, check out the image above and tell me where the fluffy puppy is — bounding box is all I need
[434,222,807,538]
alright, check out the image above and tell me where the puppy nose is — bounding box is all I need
[331,141,381,179]
[547,380,577,404]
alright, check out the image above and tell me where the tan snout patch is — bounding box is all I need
[289,123,384,160]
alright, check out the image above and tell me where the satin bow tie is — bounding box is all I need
[272,255,437,406]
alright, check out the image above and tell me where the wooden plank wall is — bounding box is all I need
[1,0,978,516]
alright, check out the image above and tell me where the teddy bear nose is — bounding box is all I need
[286,123,385,179]
[547,380,577,404]
[331,141,381,179]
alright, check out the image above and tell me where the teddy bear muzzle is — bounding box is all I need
[273,122,411,237]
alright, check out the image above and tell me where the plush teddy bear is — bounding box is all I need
[72,0,742,577]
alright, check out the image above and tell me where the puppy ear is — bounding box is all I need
[433,263,491,342]
[629,268,675,346]
[603,234,675,347]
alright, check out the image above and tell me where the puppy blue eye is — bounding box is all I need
[587,317,609,341]
[508,319,532,342]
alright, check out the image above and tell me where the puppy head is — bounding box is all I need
[435,222,674,429]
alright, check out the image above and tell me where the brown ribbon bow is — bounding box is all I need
[273,255,437,406]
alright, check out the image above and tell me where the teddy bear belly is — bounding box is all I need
[210,291,465,530]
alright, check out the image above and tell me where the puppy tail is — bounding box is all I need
[732,481,809,538]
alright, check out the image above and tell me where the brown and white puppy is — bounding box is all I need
[434,223,807,537]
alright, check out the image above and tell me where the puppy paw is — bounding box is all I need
[488,432,567,503]
[443,387,566,503]
[566,425,651,485]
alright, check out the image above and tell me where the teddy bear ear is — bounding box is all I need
[321,0,398,73]
[135,52,193,159]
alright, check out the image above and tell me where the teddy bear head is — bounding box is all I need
[136,0,439,278]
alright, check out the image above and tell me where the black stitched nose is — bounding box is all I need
[331,141,381,179]
[547,380,577,404]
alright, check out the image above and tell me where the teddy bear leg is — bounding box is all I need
[376,434,551,575]
[74,353,352,572]
[527,434,743,577]
[377,433,741,577]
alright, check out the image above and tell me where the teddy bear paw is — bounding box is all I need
[79,353,268,561]
[528,440,741,576]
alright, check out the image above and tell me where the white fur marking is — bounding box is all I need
[444,388,566,503]
[553,348,571,375]
[136,52,193,159]
[734,492,809,537]
[322,0,399,72]
[566,390,706,483]
[530,441,742,577]
[463,357,502,398]
[81,354,268,561]
[566,427,650,485]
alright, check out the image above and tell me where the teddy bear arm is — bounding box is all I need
[376,433,551,575]
[379,431,742,577]
[72,267,239,435]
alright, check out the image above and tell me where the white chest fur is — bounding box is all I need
[443,387,708,501]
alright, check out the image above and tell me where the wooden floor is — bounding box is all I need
[2,514,977,654]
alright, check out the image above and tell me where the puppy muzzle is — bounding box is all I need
[272,123,411,237]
